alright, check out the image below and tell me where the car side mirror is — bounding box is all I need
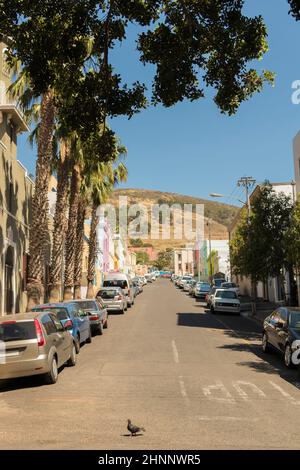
[64,319,73,330]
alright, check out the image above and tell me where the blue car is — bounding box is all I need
[32,302,92,353]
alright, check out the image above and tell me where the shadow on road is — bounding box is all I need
[176,310,300,389]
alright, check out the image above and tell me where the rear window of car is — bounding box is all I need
[98,289,118,299]
[44,308,69,321]
[0,321,36,342]
[103,280,127,289]
[73,301,97,311]
[215,290,237,299]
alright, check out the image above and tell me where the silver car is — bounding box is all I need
[96,287,127,314]
[0,311,76,384]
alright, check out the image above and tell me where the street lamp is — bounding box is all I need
[209,193,245,205]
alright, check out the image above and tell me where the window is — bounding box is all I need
[50,314,64,332]
[41,315,56,335]
[278,308,288,324]
[103,280,128,289]
[8,180,13,212]
[215,290,237,299]
[74,301,97,311]
[0,321,36,342]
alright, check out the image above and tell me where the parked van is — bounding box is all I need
[102,273,134,307]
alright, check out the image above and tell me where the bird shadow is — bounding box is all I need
[122,433,144,437]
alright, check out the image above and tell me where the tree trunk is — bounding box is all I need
[64,162,81,300]
[26,89,55,311]
[49,140,71,302]
[73,198,86,299]
[86,202,99,298]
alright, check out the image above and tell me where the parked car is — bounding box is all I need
[97,287,127,314]
[32,302,91,353]
[210,289,240,314]
[71,299,108,336]
[145,274,153,283]
[194,282,211,300]
[0,311,76,384]
[188,280,197,295]
[262,307,300,368]
[179,275,193,289]
[183,280,193,292]
[132,280,141,296]
[221,282,239,296]
[103,273,134,307]
[206,287,218,308]
[213,278,226,288]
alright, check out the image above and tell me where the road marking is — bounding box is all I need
[202,380,235,404]
[172,340,179,363]
[232,381,266,401]
[269,380,300,405]
[178,375,190,406]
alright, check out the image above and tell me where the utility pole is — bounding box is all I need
[207,218,213,283]
[237,176,256,220]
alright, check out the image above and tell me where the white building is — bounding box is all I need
[174,246,195,276]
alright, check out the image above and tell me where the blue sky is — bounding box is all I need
[17,0,300,207]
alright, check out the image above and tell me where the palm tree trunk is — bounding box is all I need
[74,198,86,299]
[86,202,99,298]
[49,140,71,302]
[26,89,55,311]
[64,162,81,300]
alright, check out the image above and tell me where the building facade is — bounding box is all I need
[0,39,30,315]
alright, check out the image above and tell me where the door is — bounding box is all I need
[265,311,281,349]
[49,314,70,365]
[275,308,288,353]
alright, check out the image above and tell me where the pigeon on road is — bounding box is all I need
[127,419,145,436]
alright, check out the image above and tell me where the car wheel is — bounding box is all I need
[86,328,92,343]
[44,356,58,385]
[284,344,295,369]
[67,343,77,367]
[75,335,80,354]
[97,323,103,335]
[262,332,271,353]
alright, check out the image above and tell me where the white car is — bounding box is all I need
[179,275,193,289]
[221,282,240,296]
[210,289,240,314]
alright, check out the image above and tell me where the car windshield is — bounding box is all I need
[74,301,96,310]
[0,321,36,342]
[103,280,127,289]
[289,312,300,329]
[215,290,237,299]
[98,289,119,299]
[222,283,236,288]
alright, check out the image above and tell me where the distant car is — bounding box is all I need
[0,311,76,384]
[103,273,134,307]
[97,287,127,314]
[221,282,239,296]
[194,282,211,300]
[206,287,217,308]
[32,302,92,353]
[71,299,108,336]
[210,289,240,314]
[182,280,191,292]
[262,307,300,368]
[179,276,193,289]
[188,280,197,295]
[213,278,226,288]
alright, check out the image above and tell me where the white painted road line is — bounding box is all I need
[172,339,179,363]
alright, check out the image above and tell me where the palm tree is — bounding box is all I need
[49,138,72,302]
[86,160,127,298]
[8,64,55,309]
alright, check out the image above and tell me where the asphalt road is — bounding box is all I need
[1,278,300,450]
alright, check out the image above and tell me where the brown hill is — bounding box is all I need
[109,188,239,252]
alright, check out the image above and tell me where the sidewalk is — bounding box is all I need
[239,296,277,325]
